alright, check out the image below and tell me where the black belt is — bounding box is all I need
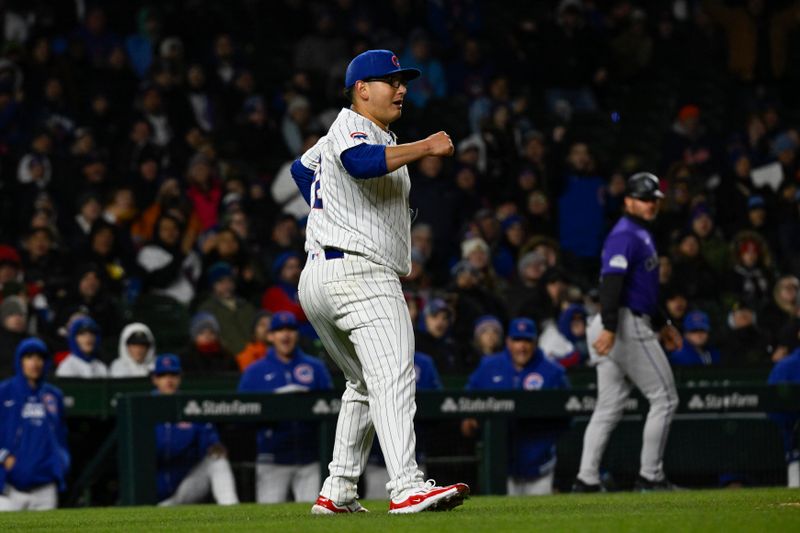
[323,247,344,260]
[630,310,651,320]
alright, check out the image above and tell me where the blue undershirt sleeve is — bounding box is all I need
[340,144,388,179]
[290,159,314,205]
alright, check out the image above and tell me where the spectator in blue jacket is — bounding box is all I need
[462,318,570,495]
[238,311,333,503]
[364,351,442,499]
[669,311,721,367]
[768,348,800,488]
[0,338,69,511]
[153,354,239,506]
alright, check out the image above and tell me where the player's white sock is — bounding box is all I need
[788,460,800,488]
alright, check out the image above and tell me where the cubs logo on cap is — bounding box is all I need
[508,318,537,340]
[154,354,182,375]
[683,310,710,332]
[344,49,421,89]
[271,311,298,331]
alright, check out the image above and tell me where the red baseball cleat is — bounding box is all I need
[310,495,369,514]
[388,480,470,514]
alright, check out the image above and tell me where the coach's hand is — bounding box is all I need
[207,443,228,458]
[461,418,479,438]
[592,329,616,356]
[3,454,15,471]
[660,324,683,352]
[426,131,455,157]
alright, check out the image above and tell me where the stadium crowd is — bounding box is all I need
[1,0,800,378]
[1,0,800,507]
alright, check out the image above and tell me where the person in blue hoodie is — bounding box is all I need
[152,354,239,506]
[539,304,589,369]
[462,318,570,495]
[363,350,442,499]
[669,311,721,367]
[238,311,333,503]
[767,348,800,488]
[55,317,108,378]
[0,337,70,511]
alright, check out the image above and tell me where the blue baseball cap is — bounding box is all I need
[747,195,765,210]
[423,298,450,317]
[153,354,182,375]
[344,49,421,89]
[683,311,710,332]
[508,318,538,340]
[270,311,298,331]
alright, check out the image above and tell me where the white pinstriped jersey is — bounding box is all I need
[305,108,412,275]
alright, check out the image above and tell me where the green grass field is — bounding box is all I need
[1,489,798,532]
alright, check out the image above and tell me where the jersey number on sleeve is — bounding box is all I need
[312,162,323,209]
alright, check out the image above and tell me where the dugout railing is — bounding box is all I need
[106,385,800,505]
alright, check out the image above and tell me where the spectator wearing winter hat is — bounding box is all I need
[181,312,237,375]
[0,296,29,377]
[494,215,528,280]
[235,311,272,372]
[771,131,798,182]
[472,315,504,361]
[725,232,773,310]
[261,252,313,337]
[415,298,459,373]
[741,195,780,256]
[662,104,715,174]
[461,236,504,293]
[689,203,729,275]
[505,251,548,318]
[55,317,107,378]
[198,261,257,355]
[109,322,156,378]
[669,311,720,367]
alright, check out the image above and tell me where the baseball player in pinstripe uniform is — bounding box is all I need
[293,49,469,514]
[574,172,683,493]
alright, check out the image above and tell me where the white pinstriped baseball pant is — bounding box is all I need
[298,253,424,502]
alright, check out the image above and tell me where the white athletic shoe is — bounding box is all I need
[388,479,470,514]
[310,495,369,514]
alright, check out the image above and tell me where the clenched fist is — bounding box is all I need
[426,131,455,157]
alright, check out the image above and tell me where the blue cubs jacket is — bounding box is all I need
[238,347,332,465]
[155,407,222,501]
[0,338,70,492]
[466,348,570,479]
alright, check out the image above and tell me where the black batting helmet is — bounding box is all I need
[625,172,664,200]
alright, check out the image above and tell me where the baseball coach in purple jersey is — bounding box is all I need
[574,172,683,493]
